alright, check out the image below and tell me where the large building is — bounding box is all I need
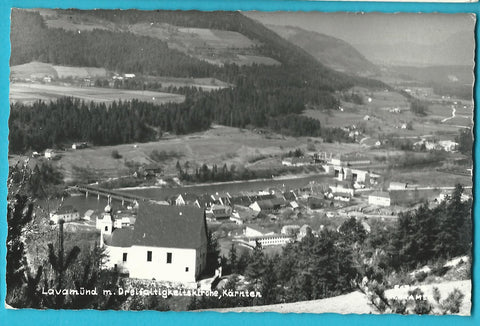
[49,205,80,224]
[102,202,208,283]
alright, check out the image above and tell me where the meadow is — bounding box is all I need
[10,82,185,105]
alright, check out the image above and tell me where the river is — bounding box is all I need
[59,174,331,215]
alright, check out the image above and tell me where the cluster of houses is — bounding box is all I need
[413,139,458,152]
[45,142,470,285]
[32,142,90,159]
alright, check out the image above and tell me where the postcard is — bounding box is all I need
[5,9,474,315]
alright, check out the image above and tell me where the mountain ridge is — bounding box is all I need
[266,24,380,76]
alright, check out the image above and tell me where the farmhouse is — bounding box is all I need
[438,140,458,152]
[72,142,88,150]
[368,191,391,207]
[102,202,207,283]
[44,149,56,159]
[141,163,163,178]
[49,205,80,224]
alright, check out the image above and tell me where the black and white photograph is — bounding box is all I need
[6,9,474,314]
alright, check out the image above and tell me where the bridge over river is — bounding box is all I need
[71,185,168,206]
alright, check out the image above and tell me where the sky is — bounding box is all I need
[244,12,475,46]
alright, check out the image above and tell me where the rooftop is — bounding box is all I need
[369,191,390,199]
[54,205,77,215]
[132,202,206,249]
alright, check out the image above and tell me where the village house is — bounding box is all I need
[388,182,408,190]
[71,142,88,150]
[83,209,94,221]
[141,163,163,178]
[205,204,232,221]
[438,140,458,152]
[249,198,287,213]
[49,205,80,224]
[332,192,351,202]
[194,192,232,209]
[230,195,253,207]
[212,192,232,206]
[44,149,56,159]
[368,191,391,207]
[283,191,298,202]
[174,193,199,206]
[329,181,355,197]
[101,202,207,283]
[230,211,245,225]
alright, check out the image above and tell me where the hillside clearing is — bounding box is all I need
[10,82,185,105]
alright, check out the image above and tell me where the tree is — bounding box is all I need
[456,128,473,155]
[245,242,266,288]
[338,217,367,246]
[205,231,220,276]
[44,220,81,308]
[227,243,237,274]
[111,150,122,159]
[6,194,34,306]
[410,100,428,116]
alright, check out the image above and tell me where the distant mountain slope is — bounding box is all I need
[267,25,379,76]
[354,31,474,66]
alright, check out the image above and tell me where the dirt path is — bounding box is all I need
[441,107,456,123]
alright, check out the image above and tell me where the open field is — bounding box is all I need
[145,76,232,91]
[10,82,185,105]
[33,10,280,67]
[9,125,364,183]
[131,23,280,67]
[11,62,108,80]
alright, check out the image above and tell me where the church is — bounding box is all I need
[100,202,208,283]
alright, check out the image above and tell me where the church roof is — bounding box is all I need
[132,202,206,249]
[107,228,134,247]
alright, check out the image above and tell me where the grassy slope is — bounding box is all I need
[208,280,471,315]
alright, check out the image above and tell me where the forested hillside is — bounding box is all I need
[9,10,386,153]
[266,25,380,76]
